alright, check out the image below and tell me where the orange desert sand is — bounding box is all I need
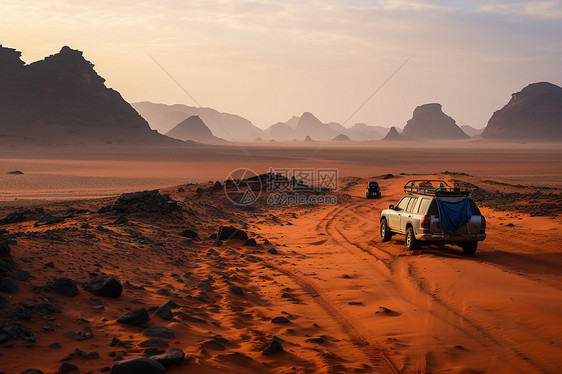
[0,147,561,374]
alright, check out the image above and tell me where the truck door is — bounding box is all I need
[389,197,410,231]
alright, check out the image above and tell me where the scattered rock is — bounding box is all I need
[7,171,24,175]
[0,277,18,293]
[139,338,167,347]
[244,238,257,246]
[375,307,401,316]
[217,226,248,241]
[268,248,278,255]
[143,326,175,339]
[110,357,165,374]
[271,316,290,323]
[52,278,79,297]
[50,342,62,349]
[116,308,150,326]
[506,223,515,227]
[150,347,186,366]
[229,286,243,295]
[181,229,198,239]
[20,370,44,374]
[112,190,179,214]
[86,275,123,298]
[348,301,362,305]
[58,363,78,373]
[113,216,129,225]
[262,337,284,355]
[305,337,324,344]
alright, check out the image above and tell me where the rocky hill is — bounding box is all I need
[166,115,227,144]
[382,127,410,141]
[481,82,562,141]
[133,101,264,142]
[0,45,175,146]
[401,103,469,140]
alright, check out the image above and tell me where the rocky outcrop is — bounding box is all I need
[0,45,177,145]
[481,82,562,141]
[332,134,351,141]
[166,115,226,144]
[382,127,410,141]
[401,103,469,140]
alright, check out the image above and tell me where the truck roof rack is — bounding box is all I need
[404,180,471,197]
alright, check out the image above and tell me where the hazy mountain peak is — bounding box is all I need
[402,103,469,140]
[481,81,562,141]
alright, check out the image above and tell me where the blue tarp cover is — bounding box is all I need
[436,198,472,233]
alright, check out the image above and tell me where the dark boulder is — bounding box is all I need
[0,277,18,293]
[143,326,175,339]
[181,229,198,239]
[271,316,290,324]
[20,370,44,374]
[262,337,284,355]
[112,190,179,214]
[58,363,78,373]
[139,338,167,347]
[117,308,150,326]
[244,238,257,246]
[86,275,122,298]
[217,226,248,241]
[229,286,243,295]
[150,348,186,366]
[7,171,24,175]
[111,357,165,374]
[52,278,79,297]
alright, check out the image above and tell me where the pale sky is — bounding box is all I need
[2,0,561,129]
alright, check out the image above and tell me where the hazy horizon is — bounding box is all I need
[2,0,561,130]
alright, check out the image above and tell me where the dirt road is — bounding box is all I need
[252,175,562,373]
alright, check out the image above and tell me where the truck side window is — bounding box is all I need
[417,198,430,214]
[406,197,418,212]
[396,197,410,211]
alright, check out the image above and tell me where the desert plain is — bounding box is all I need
[0,143,561,374]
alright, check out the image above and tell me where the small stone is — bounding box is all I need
[271,316,290,323]
[268,247,278,254]
[305,337,324,344]
[58,363,78,373]
[110,357,165,374]
[143,326,175,339]
[50,342,62,349]
[139,338,167,347]
[229,286,243,295]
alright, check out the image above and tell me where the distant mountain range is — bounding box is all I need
[1,44,559,146]
[132,102,263,142]
[481,82,562,141]
[0,45,176,146]
[262,112,390,141]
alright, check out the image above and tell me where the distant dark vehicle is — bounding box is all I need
[380,180,486,255]
[366,181,381,199]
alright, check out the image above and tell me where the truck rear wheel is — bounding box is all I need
[462,242,477,255]
[380,218,392,242]
[405,227,417,250]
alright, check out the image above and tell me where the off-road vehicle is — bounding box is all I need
[380,180,486,255]
[366,181,381,199]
